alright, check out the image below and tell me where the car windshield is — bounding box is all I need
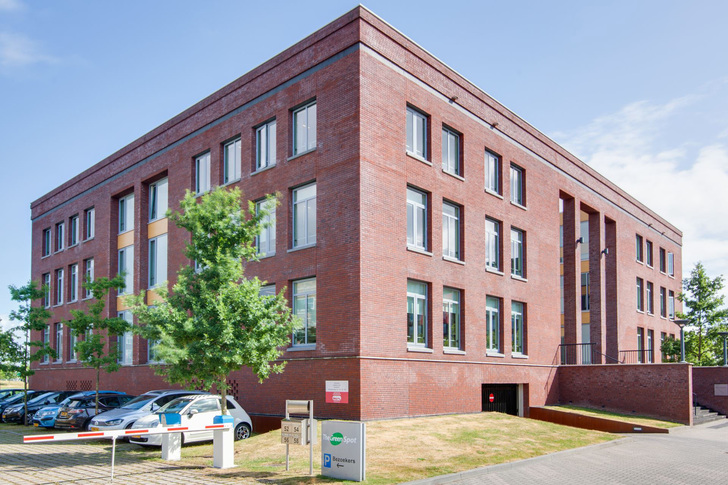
[120,394,156,410]
[27,392,56,405]
[156,397,194,414]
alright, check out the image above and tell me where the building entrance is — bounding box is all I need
[482,384,519,416]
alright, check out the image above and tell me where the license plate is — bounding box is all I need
[34,423,39,427]
[130,435,141,439]
[90,427,99,431]
[59,412,68,417]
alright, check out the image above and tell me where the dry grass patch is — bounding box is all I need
[545,405,683,429]
[0,380,21,389]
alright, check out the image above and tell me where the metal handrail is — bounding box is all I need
[558,343,621,365]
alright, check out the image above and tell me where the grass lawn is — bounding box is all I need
[544,405,682,429]
[0,380,22,389]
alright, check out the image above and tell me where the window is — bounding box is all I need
[149,178,168,222]
[42,228,51,257]
[292,278,316,346]
[84,208,95,240]
[636,234,643,262]
[661,332,667,362]
[293,101,316,155]
[441,127,460,175]
[148,235,168,289]
[69,215,79,246]
[659,248,667,273]
[581,272,590,311]
[485,150,500,194]
[485,296,501,353]
[55,269,64,305]
[42,273,51,308]
[636,277,644,312]
[580,220,589,261]
[42,326,49,363]
[511,228,524,278]
[512,301,525,355]
[442,202,460,260]
[407,280,428,346]
[647,329,654,363]
[84,258,94,299]
[55,222,64,252]
[637,327,645,363]
[70,330,78,362]
[668,290,675,319]
[118,193,135,234]
[660,287,667,318]
[292,183,316,248]
[406,106,427,159]
[256,120,277,170]
[407,187,427,251]
[223,138,241,183]
[117,311,133,365]
[667,252,674,276]
[260,284,276,297]
[485,218,500,271]
[148,337,161,363]
[55,323,63,362]
[510,164,524,206]
[69,264,78,302]
[646,282,654,314]
[442,287,461,349]
[256,198,276,257]
[195,152,211,194]
[118,246,134,295]
[646,240,653,267]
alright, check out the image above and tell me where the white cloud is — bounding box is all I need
[0,0,23,12]
[0,32,58,68]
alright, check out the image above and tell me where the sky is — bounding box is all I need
[1,0,727,331]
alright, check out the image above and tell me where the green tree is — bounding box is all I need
[65,276,130,414]
[677,262,728,365]
[660,335,681,362]
[129,186,296,414]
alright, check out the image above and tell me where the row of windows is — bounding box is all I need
[635,234,674,276]
[116,235,168,296]
[636,327,676,364]
[42,208,95,258]
[636,277,675,319]
[406,106,526,207]
[42,259,94,307]
[117,178,168,235]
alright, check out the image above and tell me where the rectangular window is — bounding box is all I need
[55,222,64,252]
[292,278,316,346]
[511,228,525,278]
[42,273,51,308]
[646,282,654,314]
[661,332,667,362]
[659,248,667,272]
[84,258,94,299]
[637,327,645,363]
[149,178,168,222]
[510,164,524,206]
[55,269,64,305]
[668,252,674,276]
[84,208,95,240]
[407,280,428,346]
[148,235,168,289]
[486,296,501,353]
[260,284,276,297]
[256,198,277,257]
[485,218,500,271]
[256,120,277,170]
[69,264,78,302]
[118,193,135,234]
[292,183,316,248]
[293,101,316,155]
[148,336,161,363]
[636,234,643,262]
[407,187,428,251]
[645,240,653,267]
[42,228,51,257]
[442,202,460,260]
[55,323,63,362]
[223,138,241,183]
[512,301,525,355]
[70,330,78,362]
[195,152,211,195]
[636,277,644,311]
[668,290,675,319]
[442,287,461,349]
[660,287,667,317]
[117,311,133,365]
[581,272,590,311]
[406,106,427,159]
[441,127,460,175]
[69,215,79,246]
[647,329,654,363]
[118,246,134,295]
[580,220,589,261]
[485,149,500,194]
[42,326,50,363]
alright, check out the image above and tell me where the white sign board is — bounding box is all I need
[715,384,728,396]
[326,380,349,404]
[321,420,366,481]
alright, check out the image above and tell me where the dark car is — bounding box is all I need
[55,394,134,430]
[1,391,78,424]
[0,391,49,419]
[0,389,24,402]
[31,391,126,429]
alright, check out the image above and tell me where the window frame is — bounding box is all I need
[55,268,64,305]
[69,215,79,247]
[223,137,242,184]
[512,301,526,356]
[646,281,654,314]
[42,228,52,257]
[581,272,590,311]
[42,326,50,363]
[292,277,316,347]
[485,296,501,354]
[659,248,667,273]
[149,177,169,222]
[442,287,461,350]
[636,277,644,312]
[195,152,211,195]
[441,126,461,176]
[292,182,317,249]
[668,290,675,319]
[255,119,277,171]
[636,234,644,263]
[442,201,461,260]
[667,252,674,276]
[55,323,63,363]
[510,227,525,278]
[42,273,51,308]
[117,245,134,295]
[485,217,501,272]
[256,198,277,257]
[148,234,168,289]
[69,264,78,303]
[406,106,428,160]
[84,208,95,240]
[406,187,428,251]
[510,164,525,206]
[645,240,653,267]
[660,287,667,318]
[84,258,94,299]
[407,279,429,347]
[117,310,134,366]
[292,101,317,156]
[485,149,501,195]
[118,193,135,234]
[55,222,65,252]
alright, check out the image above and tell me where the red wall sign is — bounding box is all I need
[325,380,349,404]
[489,393,495,403]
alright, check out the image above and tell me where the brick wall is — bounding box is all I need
[693,367,728,416]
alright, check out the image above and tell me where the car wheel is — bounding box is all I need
[125,422,134,429]
[234,423,251,441]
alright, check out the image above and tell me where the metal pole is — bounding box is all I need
[723,336,727,367]
[111,435,117,482]
[680,326,686,363]
[309,403,313,476]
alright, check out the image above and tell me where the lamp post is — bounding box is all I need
[717,331,728,367]
[674,319,689,363]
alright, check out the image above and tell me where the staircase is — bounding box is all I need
[693,404,727,425]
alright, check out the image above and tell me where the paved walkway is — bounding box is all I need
[406,420,728,485]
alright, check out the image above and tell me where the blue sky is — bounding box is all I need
[2,0,727,329]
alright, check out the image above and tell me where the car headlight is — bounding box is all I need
[37,410,54,417]
[106,419,124,426]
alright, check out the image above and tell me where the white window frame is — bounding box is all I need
[486,296,501,353]
[442,201,460,260]
[292,278,316,347]
[668,290,675,319]
[645,240,653,267]
[256,199,276,257]
[292,183,316,248]
[69,215,79,247]
[636,234,643,262]
[406,106,427,159]
[660,287,667,318]
[581,272,590,311]
[647,329,654,363]
[636,277,644,312]
[512,301,525,355]
[667,252,674,276]
[117,311,133,366]
[511,228,524,277]
[256,120,277,170]
[149,177,168,222]
[55,269,64,305]
[118,245,134,295]
[407,279,428,347]
[55,323,63,362]
[69,264,78,303]
[118,193,135,234]
[42,273,51,308]
[195,152,211,195]
[646,281,654,314]
[223,138,242,183]
[485,149,500,194]
[407,187,427,251]
[510,164,524,206]
[55,222,64,252]
[148,234,168,289]
[441,127,460,175]
[485,218,500,271]
[260,284,276,297]
[442,287,461,350]
[69,331,78,362]
[580,220,590,261]
[293,101,316,156]
[84,258,94,299]
[85,208,95,240]
[42,228,51,257]
[42,327,49,363]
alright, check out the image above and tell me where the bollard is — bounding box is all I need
[212,414,235,469]
[160,413,182,461]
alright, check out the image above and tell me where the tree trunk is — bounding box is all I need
[219,376,228,415]
[95,367,100,415]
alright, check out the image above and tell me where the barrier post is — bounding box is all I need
[160,413,182,461]
[212,415,235,469]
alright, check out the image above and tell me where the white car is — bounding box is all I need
[128,394,252,446]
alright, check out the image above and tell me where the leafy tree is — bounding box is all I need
[660,335,681,362]
[129,186,296,414]
[677,262,728,365]
[65,276,130,414]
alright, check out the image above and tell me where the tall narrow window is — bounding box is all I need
[407,280,428,346]
[223,138,241,183]
[118,193,135,234]
[660,332,667,362]
[441,127,460,175]
[293,101,316,155]
[512,301,525,355]
[55,222,64,252]
[407,187,427,251]
[442,287,461,349]
[118,246,134,295]
[84,258,94,299]
[581,272,590,311]
[485,218,500,271]
[442,202,460,260]
[292,183,316,248]
[69,215,79,246]
[55,323,63,362]
[647,329,654,363]
[510,164,524,206]
[511,228,524,277]
[636,277,644,311]
[637,327,645,363]
[292,278,316,346]
[117,311,133,365]
[636,234,643,262]
[660,287,667,317]
[55,269,64,305]
[195,152,211,194]
[84,208,95,240]
[580,220,589,261]
[486,296,501,353]
[42,273,51,308]
[645,240,653,266]
[149,178,168,222]
[406,106,427,159]
[646,282,654,314]
[70,330,78,361]
[256,199,276,257]
[659,248,667,272]
[668,290,675,319]
[256,120,277,170]
[69,264,78,302]
[42,327,50,363]
[667,252,674,276]
[485,149,500,194]
[148,235,168,289]
[42,228,51,257]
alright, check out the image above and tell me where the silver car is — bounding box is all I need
[89,390,208,431]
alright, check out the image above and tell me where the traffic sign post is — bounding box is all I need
[321,420,366,482]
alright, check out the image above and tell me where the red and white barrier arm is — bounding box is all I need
[23,423,231,443]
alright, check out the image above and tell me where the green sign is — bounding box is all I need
[330,432,344,446]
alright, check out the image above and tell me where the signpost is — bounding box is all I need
[281,400,315,475]
[321,420,366,482]
[326,380,349,404]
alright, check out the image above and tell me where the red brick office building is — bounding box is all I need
[29,7,684,421]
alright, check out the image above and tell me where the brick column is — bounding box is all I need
[588,211,604,363]
[604,217,619,361]
[561,195,581,362]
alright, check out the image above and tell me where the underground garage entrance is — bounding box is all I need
[482,384,519,416]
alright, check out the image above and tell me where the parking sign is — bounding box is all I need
[323,453,332,468]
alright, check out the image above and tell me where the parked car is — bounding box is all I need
[1,390,77,424]
[31,391,126,428]
[55,393,134,430]
[0,389,23,401]
[0,391,49,420]
[129,394,252,446]
[89,390,209,431]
